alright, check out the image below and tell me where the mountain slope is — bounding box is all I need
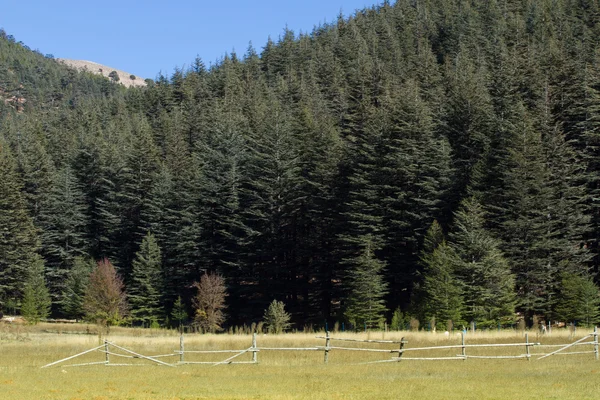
[57,59,147,88]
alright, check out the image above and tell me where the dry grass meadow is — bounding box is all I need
[1,322,599,400]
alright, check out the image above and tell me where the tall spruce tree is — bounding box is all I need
[450,198,515,326]
[129,232,164,325]
[20,254,51,324]
[61,256,95,320]
[414,221,463,327]
[38,165,89,309]
[343,235,388,328]
[0,141,40,307]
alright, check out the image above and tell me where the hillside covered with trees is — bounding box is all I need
[1,0,600,330]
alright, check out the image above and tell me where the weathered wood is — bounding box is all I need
[41,344,106,368]
[324,331,330,364]
[258,347,318,351]
[180,361,257,365]
[101,350,135,358]
[144,354,178,359]
[63,361,108,367]
[594,326,599,361]
[545,351,597,356]
[107,342,174,367]
[537,335,592,360]
[212,348,252,366]
[394,356,466,361]
[177,349,254,354]
[315,336,407,344]
[535,341,595,348]
[402,342,539,352]
[461,332,466,361]
[464,355,529,359]
[398,336,406,362]
[322,346,400,353]
[252,332,258,364]
[180,334,184,363]
[105,340,109,364]
[105,363,151,367]
[526,333,530,361]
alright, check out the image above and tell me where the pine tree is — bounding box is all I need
[343,235,388,328]
[555,272,600,327]
[38,165,89,309]
[263,299,291,334]
[415,221,463,327]
[450,198,515,326]
[244,90,302,313]
[129,232,164,325]
[20,254,51,324]
[0,141,40,305]
[61,256,94,320]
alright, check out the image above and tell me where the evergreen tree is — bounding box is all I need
[129,232,164,325]
[0,141,40,305]
[343,235,388,328]
[263,299,291,333]
[61,256,94,320]
[450,198,515,326]
[20,254,51,324]
[38,165,89,309]
[415,221,463,327]
[555,272,600,327]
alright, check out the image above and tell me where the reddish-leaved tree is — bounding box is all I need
[84,258,128,331]
[193,273,227,333]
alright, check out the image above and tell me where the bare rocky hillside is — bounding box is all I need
[57,59,147,88]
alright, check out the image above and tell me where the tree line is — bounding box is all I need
[1,0,600,331]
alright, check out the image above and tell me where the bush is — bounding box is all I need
[264,300,291,334]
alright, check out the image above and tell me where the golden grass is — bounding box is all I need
[1,323,599,399]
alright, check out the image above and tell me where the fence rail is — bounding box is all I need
[41,326,599,368]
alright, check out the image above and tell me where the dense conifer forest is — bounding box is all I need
[2,0,600,330]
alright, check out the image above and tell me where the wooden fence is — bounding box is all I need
[42,326,599,368]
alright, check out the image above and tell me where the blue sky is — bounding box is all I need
[1,1,380,79]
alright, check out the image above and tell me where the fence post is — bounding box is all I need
[594,326,598,361]
[179,333,184,363]
[461,332,466,360]
[324,331,330,364]
[525,333,530,361]
[104,340,109,365]
[252,332,258,364]
[397,336,405,362]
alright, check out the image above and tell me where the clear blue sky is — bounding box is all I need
[1,1,381,79]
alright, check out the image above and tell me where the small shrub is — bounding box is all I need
[264,300,291,334]
[409,318,420,331]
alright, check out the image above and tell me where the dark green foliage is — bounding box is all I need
[20,254,51,324]
[555,272,600,327]
[2,0,600,327]
[0,141,40,305]
[171,296,188,328]
[450,198,516,326]
[38,165,89,308]
[343,235,388,328]
[416,221,463,326]
[61,256,94,319]
[129,232,164,325]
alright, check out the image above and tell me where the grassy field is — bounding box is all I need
[1,323,599,400]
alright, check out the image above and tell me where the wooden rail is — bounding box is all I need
[41,327,599,368]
